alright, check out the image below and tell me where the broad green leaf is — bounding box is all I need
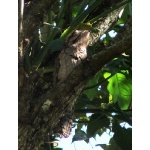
[83,83,97,100]
[47,38,65,53]
[117,2,132,25]
[32,38,65,67]
[107,73,132,110]
[77,123,84,130]
[83,71,102,100]
[72,129,87,142]
[113,114,132,126]
[103,55,132,76]
[103,59,120,74]
[75,94,89,109]
[87,114,110,138]
[112,121,132,150]
[103,72,111,79]
[109,138,121,150]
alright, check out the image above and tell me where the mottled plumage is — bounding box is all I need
[53,30,90,85]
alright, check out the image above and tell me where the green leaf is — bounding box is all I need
[83,84,97,100]
[77,123,84,130]
[87,114,110,138]
[107,73,132,110]
[72,6,80,18]
[104,72,111,78]
[103,58,122,74]
[117,2,132,25]
[72,129,87,142]
[75,113,88,121]
[47,38,65,53]
[53,148,63,150]
[113,113,132,126]
[109,138,121,150]
[60,0,103,39]
[112,121,132,150]
[78,23,99,33]
[83,71,102,100]
[75,94,89,109]
[75,0,91,17]
[32,38,65,68]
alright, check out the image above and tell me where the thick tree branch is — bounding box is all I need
[88,0,131,45]
[89,6,123,45]
[75,109,132,125]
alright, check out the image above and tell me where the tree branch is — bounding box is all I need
[89,1,130,45]
[75,109,132,114]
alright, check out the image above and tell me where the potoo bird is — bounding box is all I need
[53,30,90,85]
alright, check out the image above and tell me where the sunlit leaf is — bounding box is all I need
[72,6,80,18]
[107,73,132,110]
[75,113,87,120]
[117,3,132,25]
[78,23,99,33]
[103,72,111,79]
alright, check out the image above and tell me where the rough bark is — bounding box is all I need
[23,0,55,39]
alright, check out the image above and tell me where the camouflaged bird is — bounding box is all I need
[53,30,90,85]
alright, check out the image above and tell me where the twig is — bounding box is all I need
[75,109,132,113]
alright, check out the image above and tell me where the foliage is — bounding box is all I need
[19,0,132,149]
